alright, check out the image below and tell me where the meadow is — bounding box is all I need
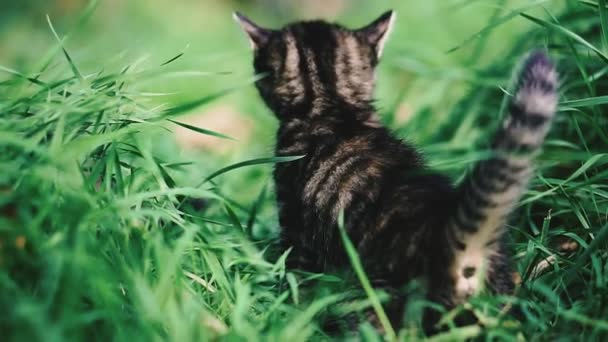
[1,0,607,340]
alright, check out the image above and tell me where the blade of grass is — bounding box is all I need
[425,325,481,342]
[521,12,608,64]
[280,294,344,341]
[578,0,602,9]
[561,95,608,108]
[223,203,243,231]
[167,119,235,141]
[337,210,396,341]
[446,0,550,53]
[160,45,189,66]
[559,310,608,330]
[600,0,608,52]
[198,155,304,186]
[246,180,269,237]
[161,74,266,117]
[46,15,84,81]
[0,65,47,87]
[572,222,608,270]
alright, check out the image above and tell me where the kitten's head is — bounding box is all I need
[234,11,395,119]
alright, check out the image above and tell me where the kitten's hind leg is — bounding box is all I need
[446,50,558,303]
[487,238,516,295]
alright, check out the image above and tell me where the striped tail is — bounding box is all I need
[447,50,558,302]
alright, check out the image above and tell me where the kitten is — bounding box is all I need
[234,10,558,332]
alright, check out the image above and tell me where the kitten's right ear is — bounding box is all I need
[233,12,273,50]
[357,10,396,58]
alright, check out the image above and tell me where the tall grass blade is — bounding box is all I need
[167,119,236,140]
[337,210,397,341]
[199,155,304,185]
[521,12,608,63]
[46,15,84,81]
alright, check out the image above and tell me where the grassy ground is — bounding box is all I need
[1,0,607,340]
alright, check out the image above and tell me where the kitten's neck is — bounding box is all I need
[277,99,378,124]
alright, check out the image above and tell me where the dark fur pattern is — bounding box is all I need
[235,11,558,333]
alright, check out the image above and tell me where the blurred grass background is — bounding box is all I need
[0,0,570,202]
[1,0,607,340]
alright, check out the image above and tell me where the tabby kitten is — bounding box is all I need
[234,10,558,331]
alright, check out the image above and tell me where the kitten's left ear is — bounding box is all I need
[357,10,396,58]
[233,12,274,50]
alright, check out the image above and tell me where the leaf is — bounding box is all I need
[112,142,125,194]
[279,294,344,341]
[0,64,47,86]
[560,95,608,108]
[167,118,235,140]
[599,0,608,52]
[520,12,608,64]
[161,74,266,117]
[47,15,84,81]
[559,310,608,331]
[246,180,268,236]
[198,155,305,185]
[160,45,189,66]
[286,273,299,305]
[115,187,223,209]
[157,162,176,189]
[336,210,397,341]
[161,52,184,66]
[572,222,608,270]
[223,203,243,230]
[578,0,601,8]
[446,0,550,53]
[426,325,482,342]
[564,154,607,183]
[58,125,140,161]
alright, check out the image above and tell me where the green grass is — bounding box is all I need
[1,0,608,340]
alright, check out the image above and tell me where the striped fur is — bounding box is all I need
[445,51,558,305]
[235,12,558,333]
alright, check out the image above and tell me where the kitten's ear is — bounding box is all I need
[233,12,273,50]
[357,10,396,58]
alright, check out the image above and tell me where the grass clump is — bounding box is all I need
[0,30,323,341]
